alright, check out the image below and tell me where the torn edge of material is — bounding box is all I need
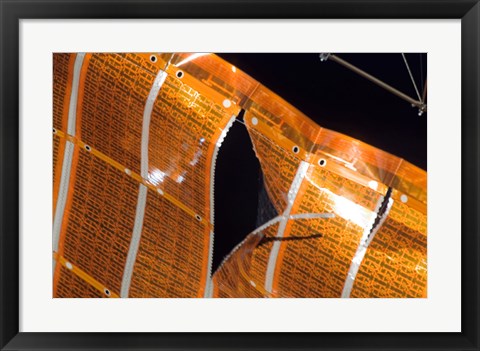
[214,215,285,277]
[204,114,237,298]
[341,190,394,298]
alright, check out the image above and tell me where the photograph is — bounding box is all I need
[2,1,477,348]
[52,52,427,298]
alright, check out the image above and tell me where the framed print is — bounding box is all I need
[1,0,479,350]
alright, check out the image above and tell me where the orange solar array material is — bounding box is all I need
[53,52,427,298]
[53,53,239,297]
[213,222,280,298]
[213,84,427,297]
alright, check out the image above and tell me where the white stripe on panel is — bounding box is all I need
[120,184,148,297]
[341,197,394,298]
[67,53,85,135]
[120,69,167,297]
[52,141,75,253]
[289,213,335,221]
[264,161,310,294]
[140,70,168,178]
[53,53,86,269]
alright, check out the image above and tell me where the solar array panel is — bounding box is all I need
[53,53,427,298]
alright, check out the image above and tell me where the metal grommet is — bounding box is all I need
[176,70,184,79]
[125,168,132,176]
[53,128,57,134]
[157,188,164,196]
[104,288,111,297]
[223,99,231,108]
[318,158,326,167]
[195,214,202,222]
[251,117,258,126]
[292,145,300,154]
[65,262,73,270]
[150,55,157,63]
[368,180,378,190]
[84,145,91,152]
[400,194,408,203]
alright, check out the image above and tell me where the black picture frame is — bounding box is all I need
[1,1,478,350]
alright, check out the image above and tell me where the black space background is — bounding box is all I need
[211,53,427,272]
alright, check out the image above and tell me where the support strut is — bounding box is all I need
[320,53,427,115]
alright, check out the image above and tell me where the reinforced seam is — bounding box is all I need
[264,161,310,294]
[53,53,85,271]
[341,188,394,298]
[120,69,168,298]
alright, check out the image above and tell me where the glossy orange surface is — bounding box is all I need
[53,53,427,298]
